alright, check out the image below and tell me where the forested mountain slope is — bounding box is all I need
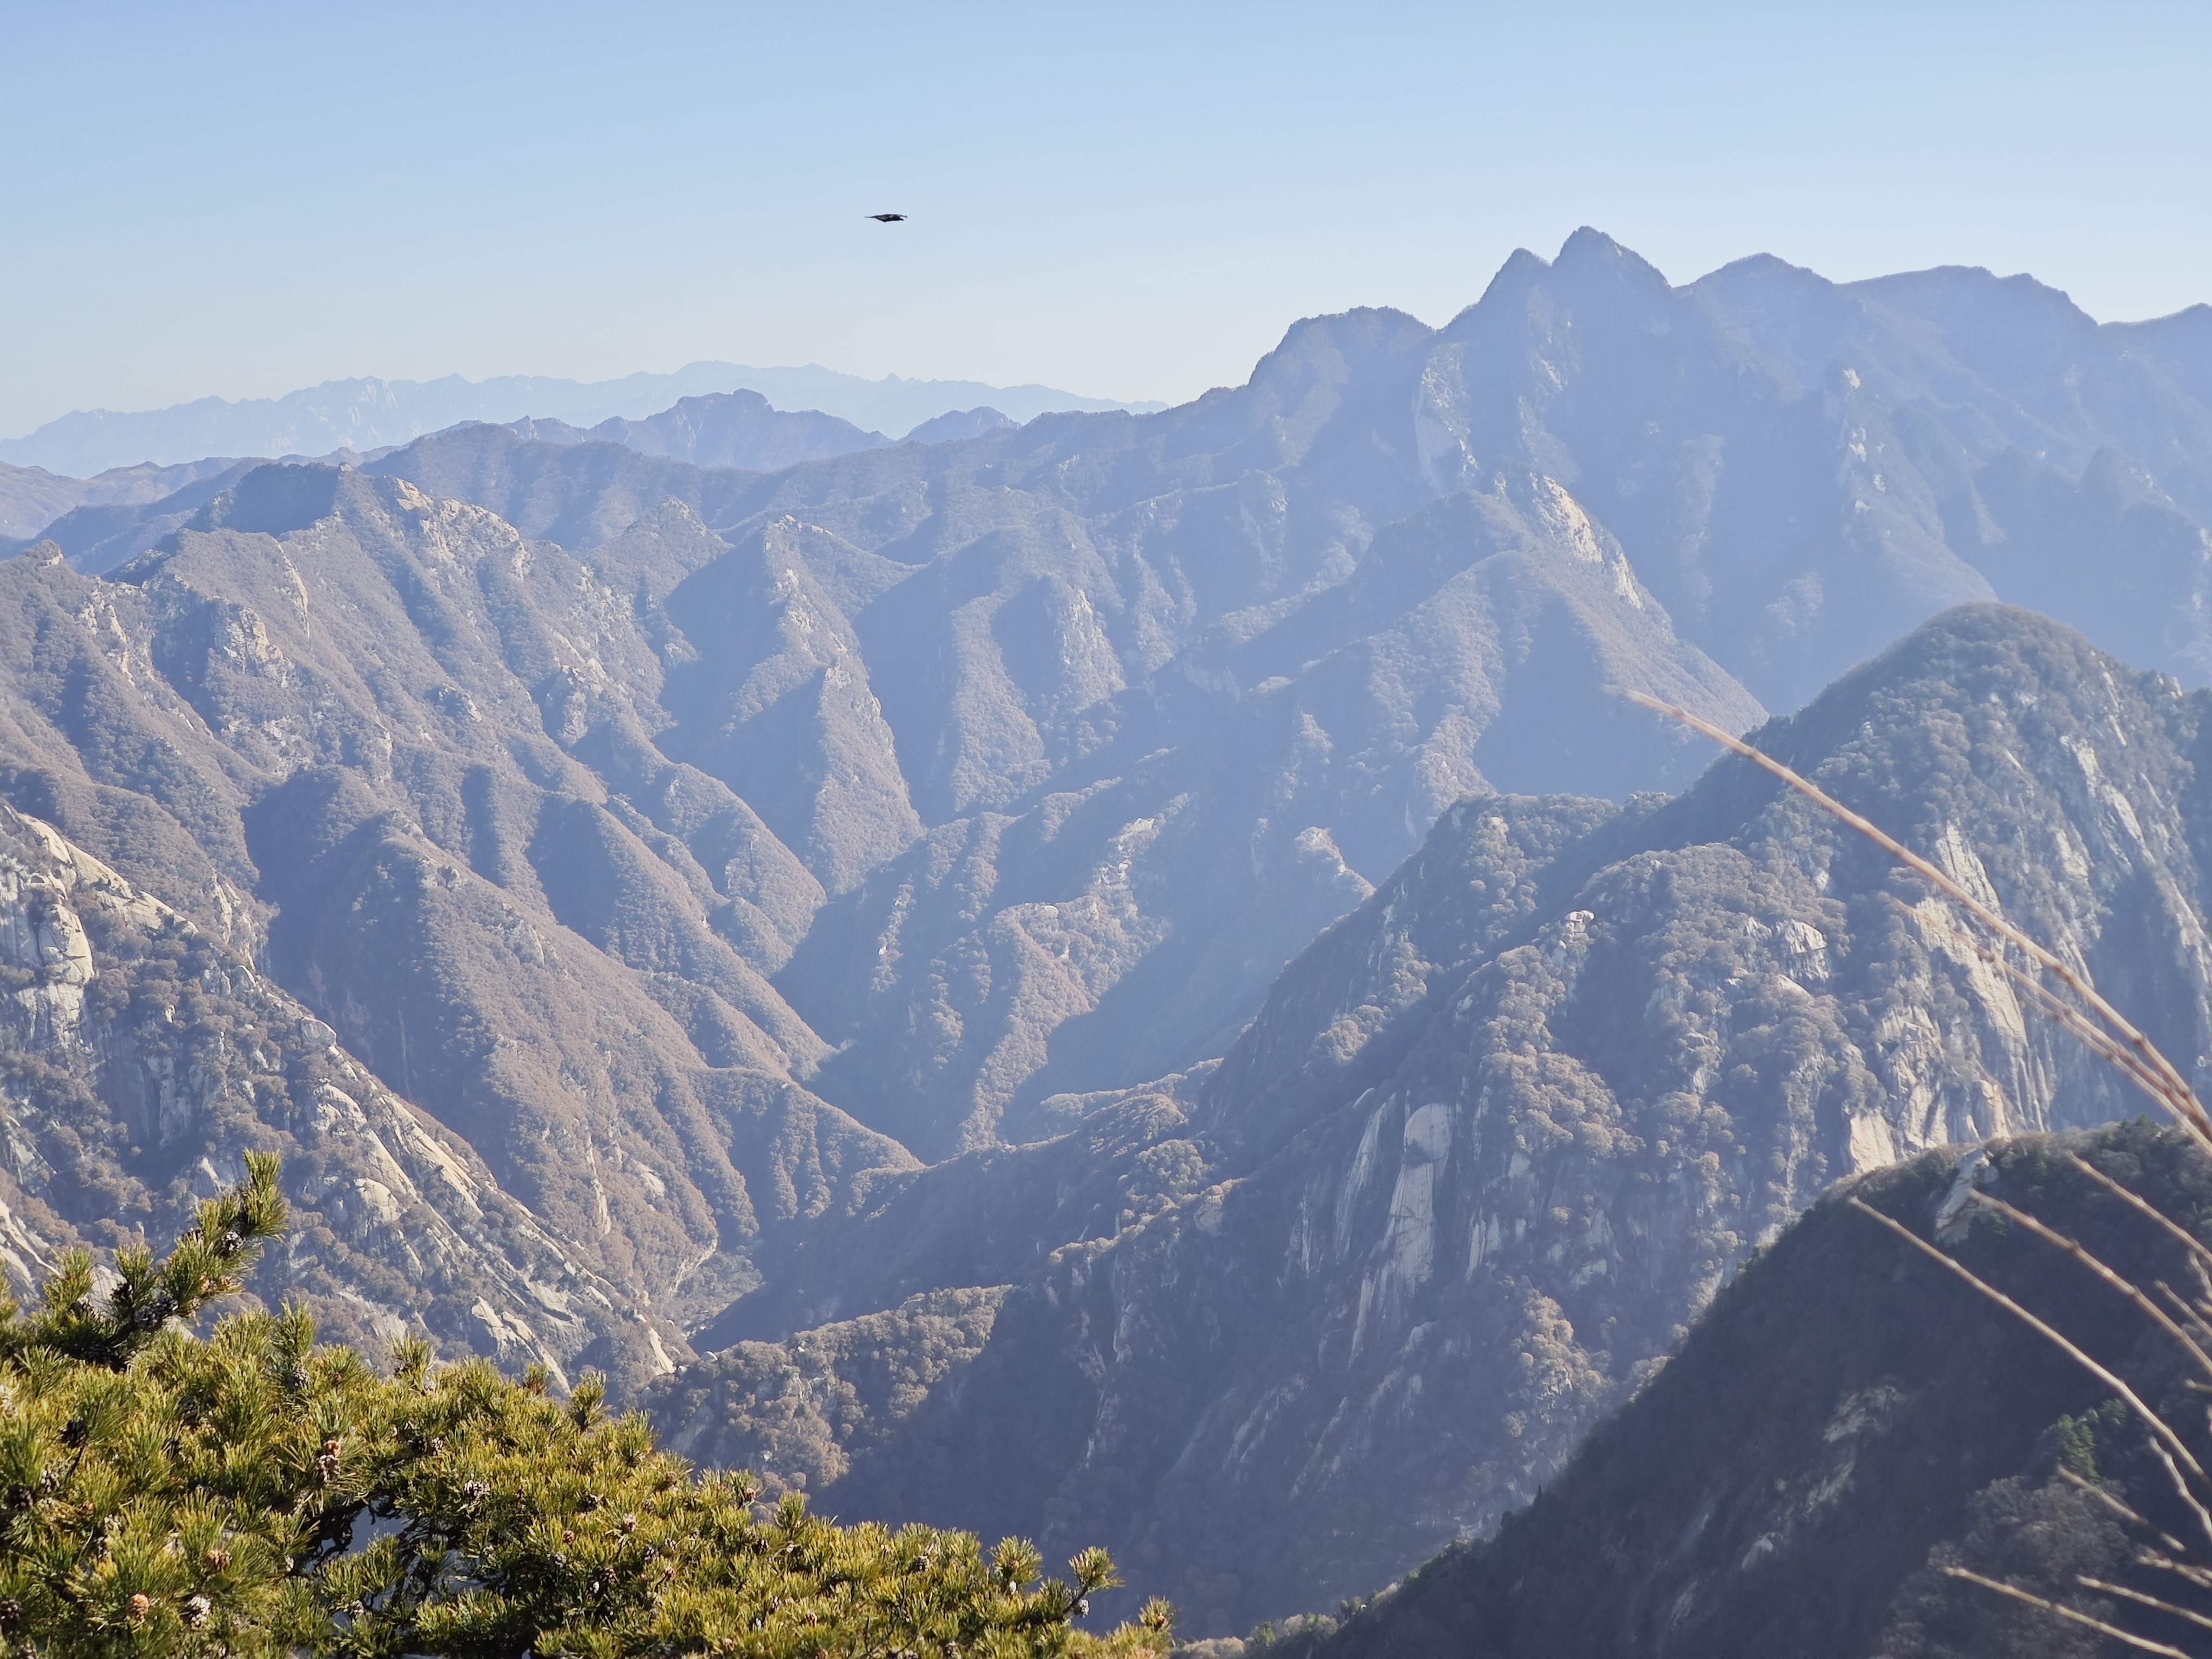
[1300,1125,2212,1659]
[650,604,2212,1633]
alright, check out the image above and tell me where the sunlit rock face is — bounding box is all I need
[0,798,688,1385]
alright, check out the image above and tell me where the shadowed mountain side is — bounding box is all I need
[653,1286,1013,1504]
[686,1071,1218,1350]
[656,604,2212,1634]
[1304,1129,2212,1659]
[656,518,921,893]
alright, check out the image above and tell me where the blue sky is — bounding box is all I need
[2,1,2207,436]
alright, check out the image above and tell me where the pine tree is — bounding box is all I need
[0,1155,1173,1657]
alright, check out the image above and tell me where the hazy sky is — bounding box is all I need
[3,1,2207,437]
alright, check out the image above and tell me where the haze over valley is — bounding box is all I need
[5,212,2212,1651]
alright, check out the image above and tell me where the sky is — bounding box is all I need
[2,0,2208,438]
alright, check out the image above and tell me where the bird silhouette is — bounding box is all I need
[867,213,908,222]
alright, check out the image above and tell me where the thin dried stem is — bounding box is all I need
[1622,690,2212,1149]
[2156,1284,2212,1348]
[1846,1196,2212,1548]
[2060,1466,2158,1532]
[2143,1552,2212,1592]
[1942,1568,2191,1655]
[2068,1154,2212,1278]
[1914,907,2177,1108]
[2080,1577,2212,1635]
[1973,1194,2212,1380]
[2057,1468,2195,1560]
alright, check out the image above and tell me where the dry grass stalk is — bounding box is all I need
[2080,1578,2212,1636]
[1971,1193,2212,1381]
[1845,1197,2212,1513]
[1912,908,2180,1113]
[2068,1153,2212,1276]
[1941,1569,2192,1656]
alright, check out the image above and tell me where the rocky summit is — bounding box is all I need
[2,231,2212,1641]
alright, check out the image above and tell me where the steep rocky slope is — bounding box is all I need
[0,798,631,1382]
[1299,1124,2212,1659]
[649,604,2212,1633]
[0,471,916,1388]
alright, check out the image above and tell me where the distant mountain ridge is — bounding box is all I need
[1,362,1167,476]
[0,455,241,541]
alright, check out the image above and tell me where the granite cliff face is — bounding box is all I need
[650,606,2212,1632]
[1297,1125,2212,1659]
[0,797,629,1381]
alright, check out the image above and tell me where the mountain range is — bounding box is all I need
[0,362,1165,479]
[3,228,2211,1639]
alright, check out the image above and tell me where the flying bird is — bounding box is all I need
[867,213,908,222]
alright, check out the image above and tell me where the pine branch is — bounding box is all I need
[3,1150,286,1369]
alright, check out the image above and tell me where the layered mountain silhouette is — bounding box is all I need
[498,389,890,471]
[0,363,1164,476]
[0,455,241,542]
[2,230,2210,1637]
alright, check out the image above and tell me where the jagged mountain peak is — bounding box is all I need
[1441,226,1674,342]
